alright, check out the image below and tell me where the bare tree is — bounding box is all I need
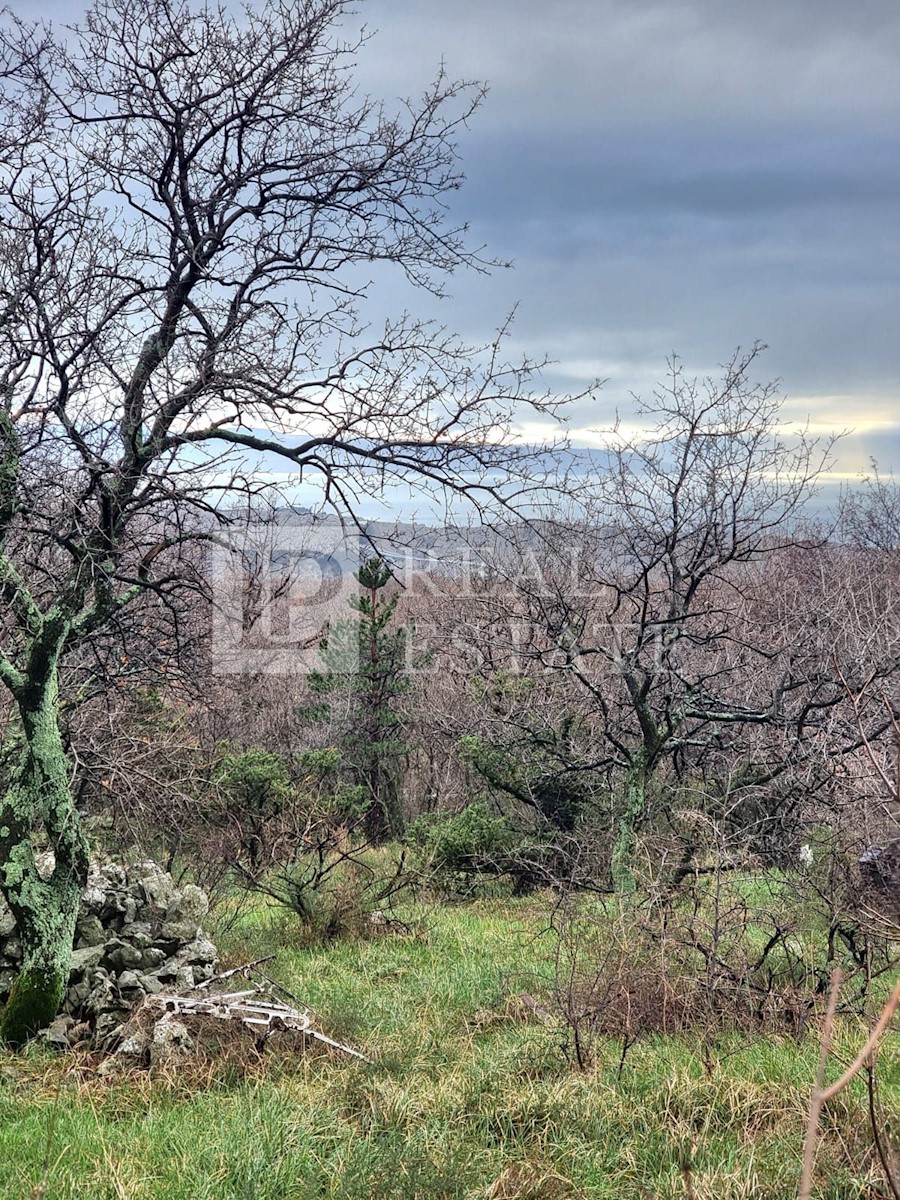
[471,348,836,890]
[0,0,573,1043]
[840,462,900,554]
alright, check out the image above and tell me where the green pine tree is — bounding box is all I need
[309,557,413,840]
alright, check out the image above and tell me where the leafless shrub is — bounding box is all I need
[239,830,420,947]
[543,813,899,1073]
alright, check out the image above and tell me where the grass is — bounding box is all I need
[0,894,897,1199]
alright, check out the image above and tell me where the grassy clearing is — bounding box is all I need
[0,895,897,1199]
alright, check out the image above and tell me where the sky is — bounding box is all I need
[33,0,900,498]
[346,0,900,480]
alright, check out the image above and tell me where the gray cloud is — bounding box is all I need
[346,0,900,466]
[359,0,900,131]
[34,0,900,471]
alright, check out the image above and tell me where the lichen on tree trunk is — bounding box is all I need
[610,753,651,893]
[0,673,88,1046]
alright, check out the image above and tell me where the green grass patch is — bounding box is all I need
[0,895,896,1199]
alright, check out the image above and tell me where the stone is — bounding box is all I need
[98,864,126,889]
[64,978,92,1011]
[174,965,195,991]
[0,859,218,1049]
[139,947,167,970]
[149,966,177,986]
[101,939,144,972]
[80,884,105,910]
[68,944,104,978]
[82,970,115,1015]
[130,861,176,917]
[117,1032,149,1059]
[161,885,209,941]
[185,938,217,966]
[116,969,142,994]
[43,1016,75,1051]
[96,1028,151,1075]
[74,914,106,948]
[115,944,145,971]
[149,1018,193,1067]
[151,938,183,958]
[119,923,152,948]
[95,1008,131,1045]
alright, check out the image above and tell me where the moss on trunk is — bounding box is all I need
[0,667,88,1046]
[610,754,651,893]
[0,963,65,1047]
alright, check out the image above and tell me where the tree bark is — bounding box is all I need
[610,751,651,893]
[0,682,89,1046]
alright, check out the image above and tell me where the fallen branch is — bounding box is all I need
[148,989,371,1063]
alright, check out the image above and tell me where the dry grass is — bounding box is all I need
[0,893,896,1199]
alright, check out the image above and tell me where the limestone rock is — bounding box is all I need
[116,970,144,1000]
[74,914,106,948]
[149,1018,193,1067]
[0,859,218,1049]
[68,944,105,978]
[96,1029,148,1076]
[174,965,195,991]
[161,885,209,941]
[102,939,145,972]
[130,861,176,918]
[95,1008,129,1044]
[43,1016,75,1052]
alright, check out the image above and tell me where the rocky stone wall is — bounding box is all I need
[0,861,218,1045]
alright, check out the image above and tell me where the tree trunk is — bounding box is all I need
[0,688,89,1047]
[610,753,650,893]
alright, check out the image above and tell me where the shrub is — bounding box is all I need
[251,846,417,947]
[408,802,519,876]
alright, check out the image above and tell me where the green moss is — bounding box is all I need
[611,758,649,893]
[0,965,64,1048]
[0,683,88,1053]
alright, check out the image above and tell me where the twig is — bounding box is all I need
[800,971,900,1199]
[799,967,841,1200]
[819,975,900,1103]
[194,955,276,990]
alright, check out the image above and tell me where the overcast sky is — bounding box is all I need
[36,0,900,484]
[344,0,900,477]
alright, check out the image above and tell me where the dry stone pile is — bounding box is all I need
[0,860,218,1047]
